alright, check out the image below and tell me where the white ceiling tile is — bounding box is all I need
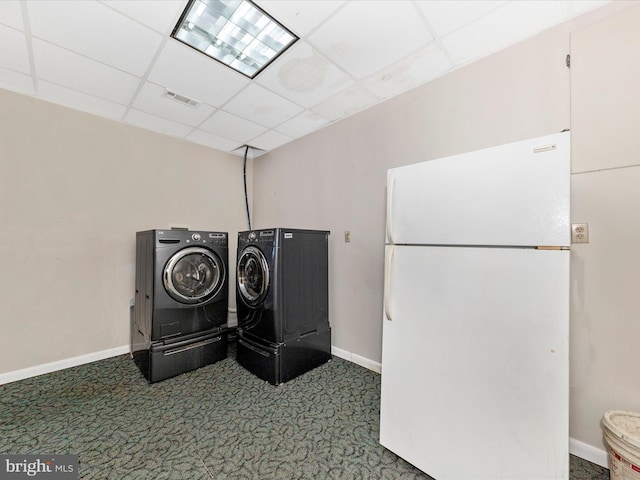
[441,1,573,66]
[0,66,35,96]
[362,43,452,100]
[148,40,250,107]
[199,110,269,143]
[310,85,378,123]
[101,0,184,34]
[255,41,354,108]
[248,129,294,152]
[276,110,331,139]
[32,39,140,104]
[0,0,617,154]
[0,24,30,74]
[415,1,507,37]
[187,129,243,152]
[308,1,433,79]
[38,80,127,120]
[133,82,216,127]
[570,1,611,15]
[223,84,304,128]
[124,108,193,138]
[0,1,23,30]
[27,0,162,76]
[259,0,347,36]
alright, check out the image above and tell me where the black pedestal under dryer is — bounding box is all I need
[132,229,228,383]
[236,228,331,385]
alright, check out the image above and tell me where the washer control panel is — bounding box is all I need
[156,230,227,246]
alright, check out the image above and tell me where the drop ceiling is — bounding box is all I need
[0,0,608,157]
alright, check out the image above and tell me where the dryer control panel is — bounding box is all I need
[243,230,275,245]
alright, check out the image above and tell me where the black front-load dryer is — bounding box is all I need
[132,229,228,382]
[236,228,331,385]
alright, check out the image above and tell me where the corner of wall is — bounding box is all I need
[331,346,382,374]
[569,437,609,469]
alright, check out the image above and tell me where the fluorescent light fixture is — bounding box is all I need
[171,0,298,79]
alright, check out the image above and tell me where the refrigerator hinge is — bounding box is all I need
[566,54,571,68]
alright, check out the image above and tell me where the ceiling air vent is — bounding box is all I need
[164,89,200,108]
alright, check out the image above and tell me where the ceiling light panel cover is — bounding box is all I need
[172,0,298,78]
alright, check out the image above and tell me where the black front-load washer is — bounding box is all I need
[236,228,331,385]
[131,229,228,382]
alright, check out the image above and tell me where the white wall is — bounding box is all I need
[0,90,249,375]
[251,1,640,465]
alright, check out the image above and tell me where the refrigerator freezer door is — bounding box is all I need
[386,131,570,247]
[380,245,569,480]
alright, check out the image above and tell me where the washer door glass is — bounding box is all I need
[237,246,269,306]
[164,247,224,304]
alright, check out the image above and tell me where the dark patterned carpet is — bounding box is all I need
[0,341,609,480]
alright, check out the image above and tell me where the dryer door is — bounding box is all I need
[164,247,225,304]
[237,246,270,307]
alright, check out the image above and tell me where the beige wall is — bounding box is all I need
[0,90,249,374]
[569,5,640,452]
[252,1,640,463]
[254,8,577,363]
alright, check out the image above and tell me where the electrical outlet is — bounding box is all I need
[571,223,589,244]
[345,231,351,243]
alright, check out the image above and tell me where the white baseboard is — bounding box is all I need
[3,344,379,385]
[0,345,130,385]
[570,437,609,469]
[331,346,382,373]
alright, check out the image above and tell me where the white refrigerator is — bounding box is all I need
[380,131,570,480]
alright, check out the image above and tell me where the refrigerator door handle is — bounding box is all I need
[384,245,394,321]
[386,172,396,245]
